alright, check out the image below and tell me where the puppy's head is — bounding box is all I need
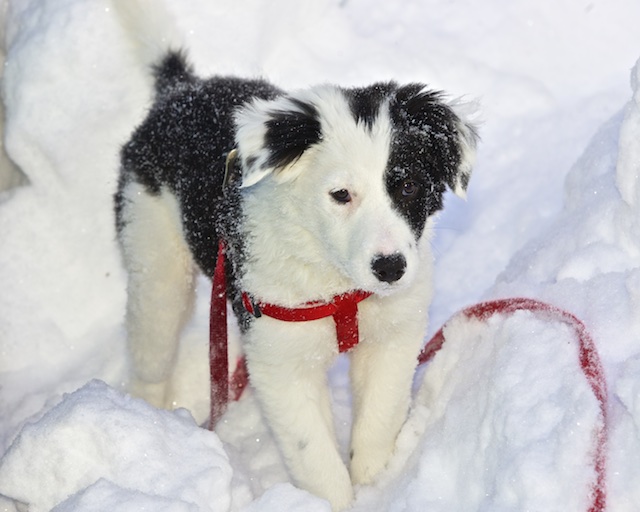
[234,83,478,295]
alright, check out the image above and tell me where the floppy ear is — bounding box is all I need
[234,95,322,188]
[393,84,479,198]
[447,100,480,198]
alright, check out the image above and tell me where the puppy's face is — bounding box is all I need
[235,83,477,295]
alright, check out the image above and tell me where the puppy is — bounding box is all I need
[115,51,477,510]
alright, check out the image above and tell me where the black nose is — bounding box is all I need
[371,254,406,283]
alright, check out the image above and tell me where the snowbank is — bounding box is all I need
[1,0,640,511]
[349,306,605,511]
[0,381,232,512]
[489,58,640,511]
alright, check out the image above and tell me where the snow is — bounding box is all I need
[0,0,639,510]
[0,381,232,512]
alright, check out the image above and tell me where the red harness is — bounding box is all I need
[241,290,373,353]
[209,241,371,425]
[209,243,607,512]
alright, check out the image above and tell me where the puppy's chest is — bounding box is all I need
[239,255,355,307]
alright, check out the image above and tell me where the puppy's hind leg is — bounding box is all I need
[117,182,196,409]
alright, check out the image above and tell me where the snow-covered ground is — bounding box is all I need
[1,0,639,510]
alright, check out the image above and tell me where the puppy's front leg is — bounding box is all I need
[349,302,425,486]
[244,319,354,511]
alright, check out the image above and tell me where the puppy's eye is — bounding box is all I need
[330,189,352,204]
[401,180,419,199]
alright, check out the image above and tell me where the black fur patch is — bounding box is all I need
[345,82,395,130]
[385,83,466,238]
[152,50,195,95]
[115,51,283,331]
[264,98,322,170]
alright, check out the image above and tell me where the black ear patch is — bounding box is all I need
[385,83,477,238]
[390,84,468,194]
[264,98,322,171]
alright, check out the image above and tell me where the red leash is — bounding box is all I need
[418,298,608,512]
[209,241,230,428]
[210,250,607,511]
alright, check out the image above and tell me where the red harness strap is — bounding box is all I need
[242,290,373,353]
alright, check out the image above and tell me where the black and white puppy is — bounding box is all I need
[115,51,477,510]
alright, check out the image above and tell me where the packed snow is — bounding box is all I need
[1,0,639,510]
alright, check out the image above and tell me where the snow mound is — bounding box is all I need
[0,312,605,512]
[51,479,199,512]
[350,307,603,511]
[416,311,600,510]
[488,58,640,511]
[0,381,232,512]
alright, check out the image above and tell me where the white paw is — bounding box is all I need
[291,455,354,511]
[350,443,394,486]
[320,477,354,512]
